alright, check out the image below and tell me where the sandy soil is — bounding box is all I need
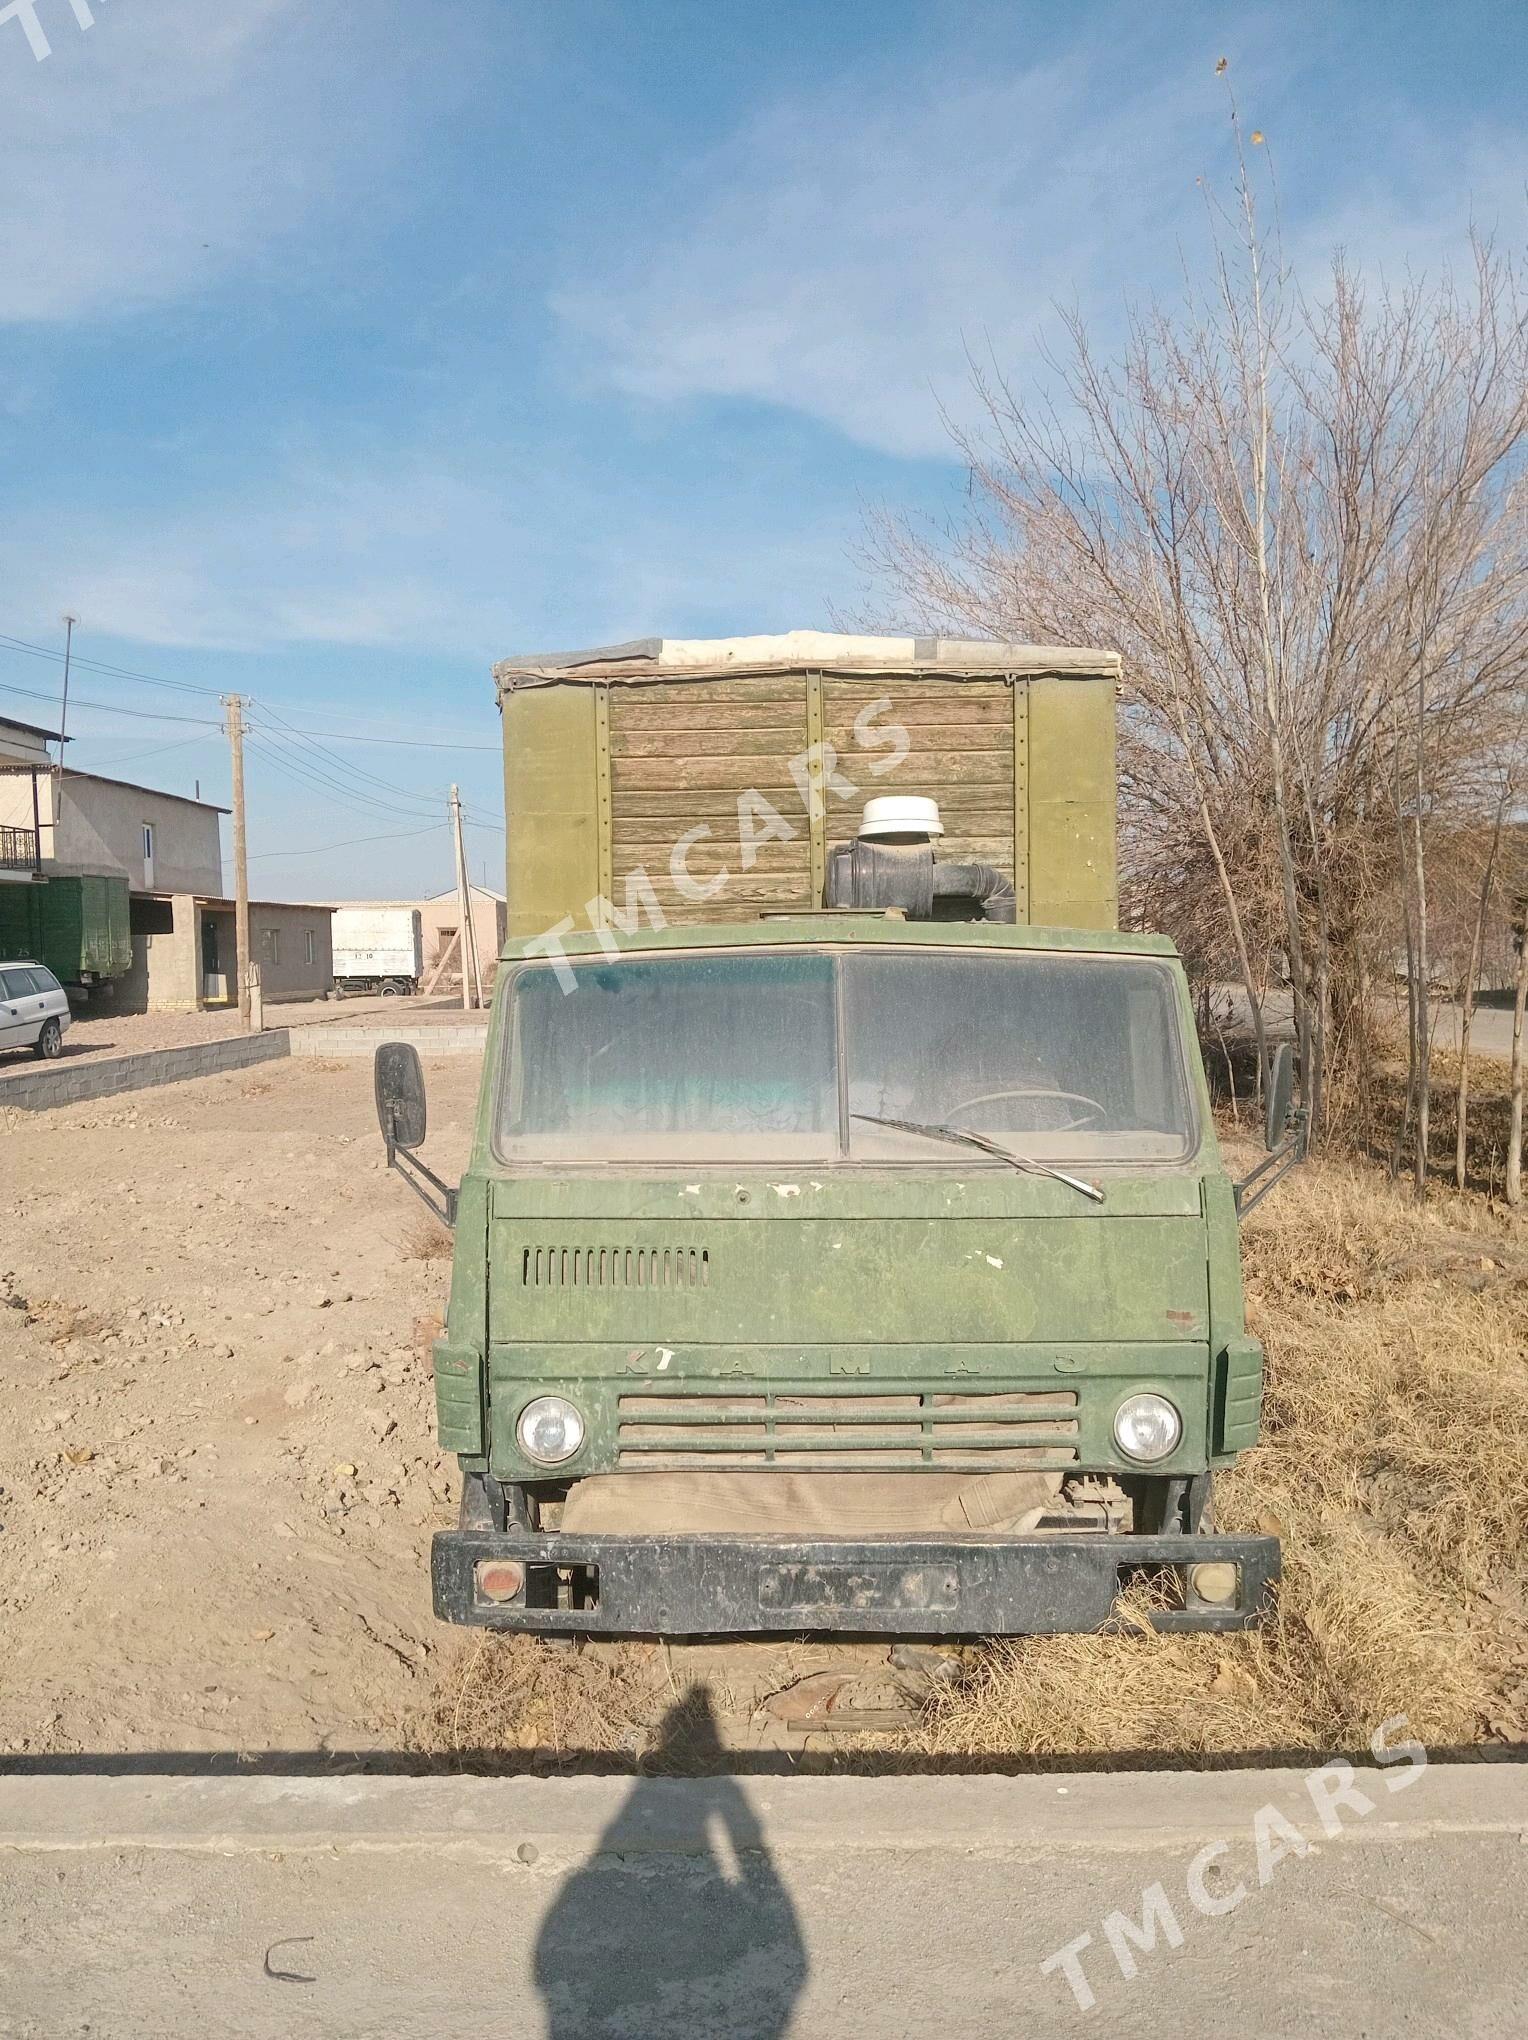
[0,1055,475,1755]
[0,1055,947,1761]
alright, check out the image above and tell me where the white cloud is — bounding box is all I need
[553,47,1213,459]
[0,433,863,657]
[554,35,1528,461]
[0,0,408,322]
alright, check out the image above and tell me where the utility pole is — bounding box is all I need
[449,784,480,1010]
[225,694,252,1032]
[57,614,76,780]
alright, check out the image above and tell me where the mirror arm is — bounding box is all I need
[1235,1109,1310,1220]
[384,1115,458,1229]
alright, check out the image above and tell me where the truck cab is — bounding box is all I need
[381,633,1288,1635]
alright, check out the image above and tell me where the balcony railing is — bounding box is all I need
[0,824,40,872]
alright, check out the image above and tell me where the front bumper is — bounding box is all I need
[432,1525,1280,1637]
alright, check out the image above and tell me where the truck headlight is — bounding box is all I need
[1112,1393,1182,1463]
[517,1396,585,1466]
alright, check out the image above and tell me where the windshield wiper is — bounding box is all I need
[850,1112,1106,1204]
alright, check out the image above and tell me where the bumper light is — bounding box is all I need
[476,1561,526,1604]
[1113,1393,1182,1463]
[517,1395,585,1466]
[1189,1561,1239,1607]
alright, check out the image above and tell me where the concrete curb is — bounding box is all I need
[289,1023,487,1057]
[0,1766,1522,1862]
[0,1028,290,1113]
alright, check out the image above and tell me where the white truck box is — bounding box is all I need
[331,907,424,994]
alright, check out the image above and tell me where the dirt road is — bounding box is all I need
[0,1055,473,1756]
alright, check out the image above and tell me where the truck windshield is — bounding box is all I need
[500,952,840,1161]
[844,952,1192,1161]
[497,948,1193,1164]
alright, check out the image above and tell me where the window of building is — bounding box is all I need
[141,823,155,886]
[304,928,316,967]
[261,927,280,966]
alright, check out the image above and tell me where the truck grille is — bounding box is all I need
[616,1390,1079,1470]
[522,1246,710,1290]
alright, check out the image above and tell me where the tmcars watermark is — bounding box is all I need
[1039,1716,1428,2013]
[1,0,105,63]
[523,694,911,992]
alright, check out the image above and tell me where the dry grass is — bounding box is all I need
[400,1633,675,1768]
[397,1218,454,1262]
[912,1160,1528,1762]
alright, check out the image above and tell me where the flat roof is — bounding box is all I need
[0,713,67,742]
[507,918,1174,962]
[495,630,1122,692]
[194,895,335,913]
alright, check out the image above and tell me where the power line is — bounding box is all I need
[255,698,445,806]
[247,728,442,821]
[248,821,448,860]
[92,731,221,769]
[1,625,498,747]
[245,733,444,827]
[0,631,225,697]
[0,675,224,726]
[247,721,500,751]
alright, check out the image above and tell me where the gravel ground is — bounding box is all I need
[0,1054,476,1755]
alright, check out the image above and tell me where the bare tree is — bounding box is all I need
[865,137,1528,1170]
[1509,852,1528,1209]
[1454,769,1515,1189]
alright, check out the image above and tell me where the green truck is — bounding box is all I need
[0,873,132,991]
[377,634,1301,1636]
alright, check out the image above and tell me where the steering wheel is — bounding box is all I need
[943,1087,1107,1131]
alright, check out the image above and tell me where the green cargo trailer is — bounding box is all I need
[499,633,1119,939]
[372,632,1305,1640]
[0,873,132,988]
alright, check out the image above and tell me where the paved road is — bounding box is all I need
[0,1761,1523,2037]
[1215,983,1519,1060]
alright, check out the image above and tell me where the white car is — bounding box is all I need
[0,960,72,1060]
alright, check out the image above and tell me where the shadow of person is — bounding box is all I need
[533,1687,808,2038]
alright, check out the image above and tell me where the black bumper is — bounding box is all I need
[432,1526,1279,1637]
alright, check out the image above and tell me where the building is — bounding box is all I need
[422,883,506,990]
[0,714,336,1012]
[120,893,337,1013]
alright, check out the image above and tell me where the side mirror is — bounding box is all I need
[1264,1042,1295,1152]
[375,1041,427,1151]
[1238,1042,1306,1218]
[374,1041,458,1227]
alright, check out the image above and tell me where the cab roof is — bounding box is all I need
[504,917,1177,963]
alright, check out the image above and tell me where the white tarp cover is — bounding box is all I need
[495,630,1120,690]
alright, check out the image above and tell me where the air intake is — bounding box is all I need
[522,1246,710,1290]
[824,837,1016,923]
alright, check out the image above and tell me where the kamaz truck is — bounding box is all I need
[376,633,1301,1636]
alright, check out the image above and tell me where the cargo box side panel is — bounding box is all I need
[505,686,602,940]
[824,676,1016,885]
[40,875,86,979]
[1028,677,1118,930]
[106,876,132,974]
[0,880,44,964]
[609,676,812,925]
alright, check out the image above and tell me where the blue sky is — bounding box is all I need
[0,0,1522,898]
